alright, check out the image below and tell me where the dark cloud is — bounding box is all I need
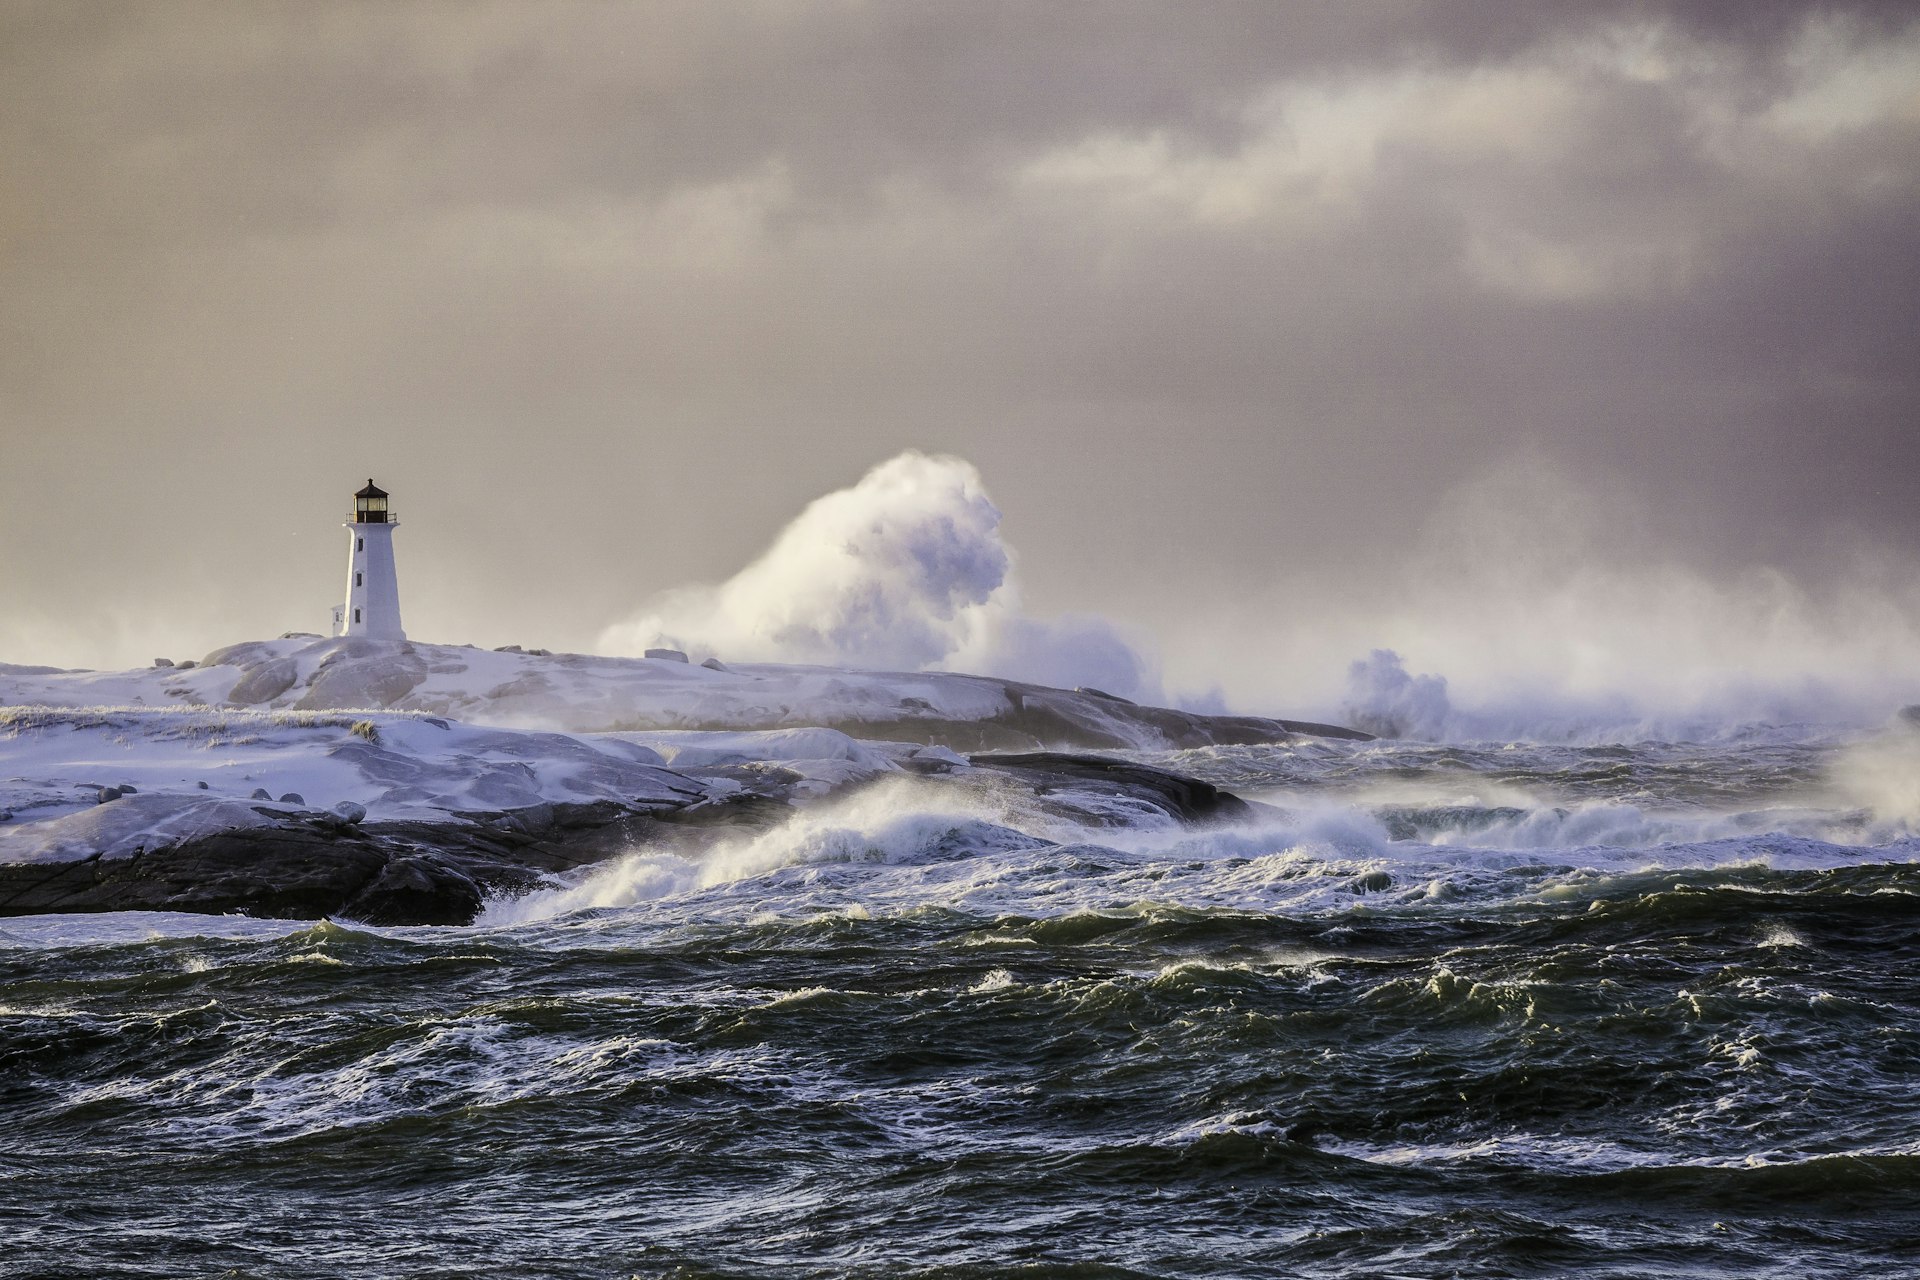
[2,0,1916,688]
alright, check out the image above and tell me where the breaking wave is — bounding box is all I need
[12,725,1920,1278]
[486,729,1920,930]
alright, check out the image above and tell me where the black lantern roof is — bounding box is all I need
[355,479,389,499]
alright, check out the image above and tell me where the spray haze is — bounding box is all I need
[1,4,1916,738]
[1170,452,1920,738]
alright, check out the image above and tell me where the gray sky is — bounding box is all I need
[3,1,1917,709]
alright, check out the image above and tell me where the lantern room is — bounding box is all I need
[352,480,392,524]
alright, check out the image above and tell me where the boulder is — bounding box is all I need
[277,792,305,806]
[250,788,272,800]
[645,648,690,663]
[226,655,299,705]
[330,801,368,825]
[293,639,427,710]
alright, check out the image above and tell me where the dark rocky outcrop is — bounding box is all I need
[823,689,1370,754]
[0,793,790,927]
[967,752,1253,826]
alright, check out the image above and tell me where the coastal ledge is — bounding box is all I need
[0,721,1267,925]
[0,643,1370,924]
[1,637,1373,752]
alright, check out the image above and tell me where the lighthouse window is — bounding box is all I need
[353,608,361,624]
[356,537,364,552]
[355,571,363,587]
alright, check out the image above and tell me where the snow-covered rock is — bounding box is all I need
[0,704,936,868]
[0,638,1365,750]
[0,704,1276,925]
[0,707,706,864]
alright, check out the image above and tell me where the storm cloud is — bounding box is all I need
[2,2,1916,716]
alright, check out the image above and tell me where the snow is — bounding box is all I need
[0,638,1028,735]
[0,634,1311,868]
[4,794,278,866]
[0,704,927,865]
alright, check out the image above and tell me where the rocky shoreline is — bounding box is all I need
[0,751,1259,925]
[0,640,1368,926]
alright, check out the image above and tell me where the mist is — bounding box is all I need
[596,446,1920,738]
[3,2,1917,736]
[1154,452,1920,736]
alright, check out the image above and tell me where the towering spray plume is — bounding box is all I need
[1342,650,1453,741]
[600,452,1155,699]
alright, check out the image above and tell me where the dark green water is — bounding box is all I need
[4,734,1919,1278]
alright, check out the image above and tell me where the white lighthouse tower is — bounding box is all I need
[341,479,406,640]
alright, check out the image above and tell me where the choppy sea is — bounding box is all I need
[5,726,1919,1278]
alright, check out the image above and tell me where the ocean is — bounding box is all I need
[5,728,1918,1278]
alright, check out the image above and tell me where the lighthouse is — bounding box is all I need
[341,479,406,640]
